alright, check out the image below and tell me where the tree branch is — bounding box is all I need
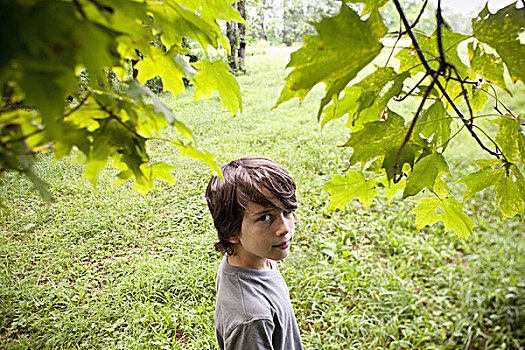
[393,0,502,159]
[393,0,433,73]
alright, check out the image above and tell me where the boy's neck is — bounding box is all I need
[227,255,271,271]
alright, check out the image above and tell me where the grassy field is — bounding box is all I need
[1,43,524,349]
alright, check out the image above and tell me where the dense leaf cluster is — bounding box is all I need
[0,0,243,197]
[276,0,525,237]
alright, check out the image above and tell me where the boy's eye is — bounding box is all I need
[259,214,272,222]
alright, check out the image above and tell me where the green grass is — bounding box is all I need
[1,44,524,349]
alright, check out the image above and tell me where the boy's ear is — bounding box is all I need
[228,237,240,244]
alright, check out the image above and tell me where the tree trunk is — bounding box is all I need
[237,1,247,73]
[282,0,289,45]
[226,19,237,72]
[258,0,267,41]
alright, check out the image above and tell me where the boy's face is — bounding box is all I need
[228,200,295,271]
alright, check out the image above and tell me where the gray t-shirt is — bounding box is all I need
[215,256,303,350]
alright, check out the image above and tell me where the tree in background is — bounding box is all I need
[245,0,340,45]
[226,1,248,73]
[0,0,244,199]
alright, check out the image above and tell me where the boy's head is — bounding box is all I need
[206,157,297,255]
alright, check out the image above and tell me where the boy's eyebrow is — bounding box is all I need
[251,208,273,216]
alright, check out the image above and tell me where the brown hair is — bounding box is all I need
[205,157,297,255]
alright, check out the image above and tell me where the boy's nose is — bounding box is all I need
[276,214,291,236]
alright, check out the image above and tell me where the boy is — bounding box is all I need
[206,157,303,350]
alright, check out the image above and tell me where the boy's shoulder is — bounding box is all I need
[216,257,288,321]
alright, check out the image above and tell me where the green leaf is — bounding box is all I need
[417,100,452,150]
[135,47,186,98]
[150,2,227,52]
[381,143,415,183]
[403,153,450,198]
[193,59,242,115]
[397,28,470,78]
[469,83,489,114]
[274,4,386,118]
[472,3,525,83]
[74,21,120,85]
[409,196,476,239]
[320,86,359,127]
[175,0,245,23]
[456,161,525,220]
[322,171,381,211]
[173,140,222,178]
[344,109,408,167]
[468,42,508,93]
[130,162,177,195]
[378,177,406,204]
[358,71,411,124]
[322,70,410,129]
[489,116,525,163]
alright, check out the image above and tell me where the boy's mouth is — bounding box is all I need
[273,239,291,249]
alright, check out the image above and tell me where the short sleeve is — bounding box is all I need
[224,319,275,350]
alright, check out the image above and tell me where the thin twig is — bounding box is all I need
[390,0,428,35]
[384,27,402,68]
[436,124,465,150]
[395,72,429,101]
[471,124,506,162]
[73,0,87,19]
[2,129,44,145]
[449,64,474,121]
[62,92,92,119]
[95,99,146,140]
[393,66,443,182]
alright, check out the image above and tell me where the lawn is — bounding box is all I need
[1,43,523,349]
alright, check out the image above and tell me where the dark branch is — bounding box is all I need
[393,66,443,182]
[390,0,428,36]
[393,0,503,159]
[95,100,146,141]
[392,0,433,73]
[471,124,506,162]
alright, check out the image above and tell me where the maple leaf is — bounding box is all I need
[193,59,242,115]
[322,171,381,211]
[472,3,525,84]
[404,153,450,198]
[409,196,476,239]
[456,161,525,220]
[274,4,386,118]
